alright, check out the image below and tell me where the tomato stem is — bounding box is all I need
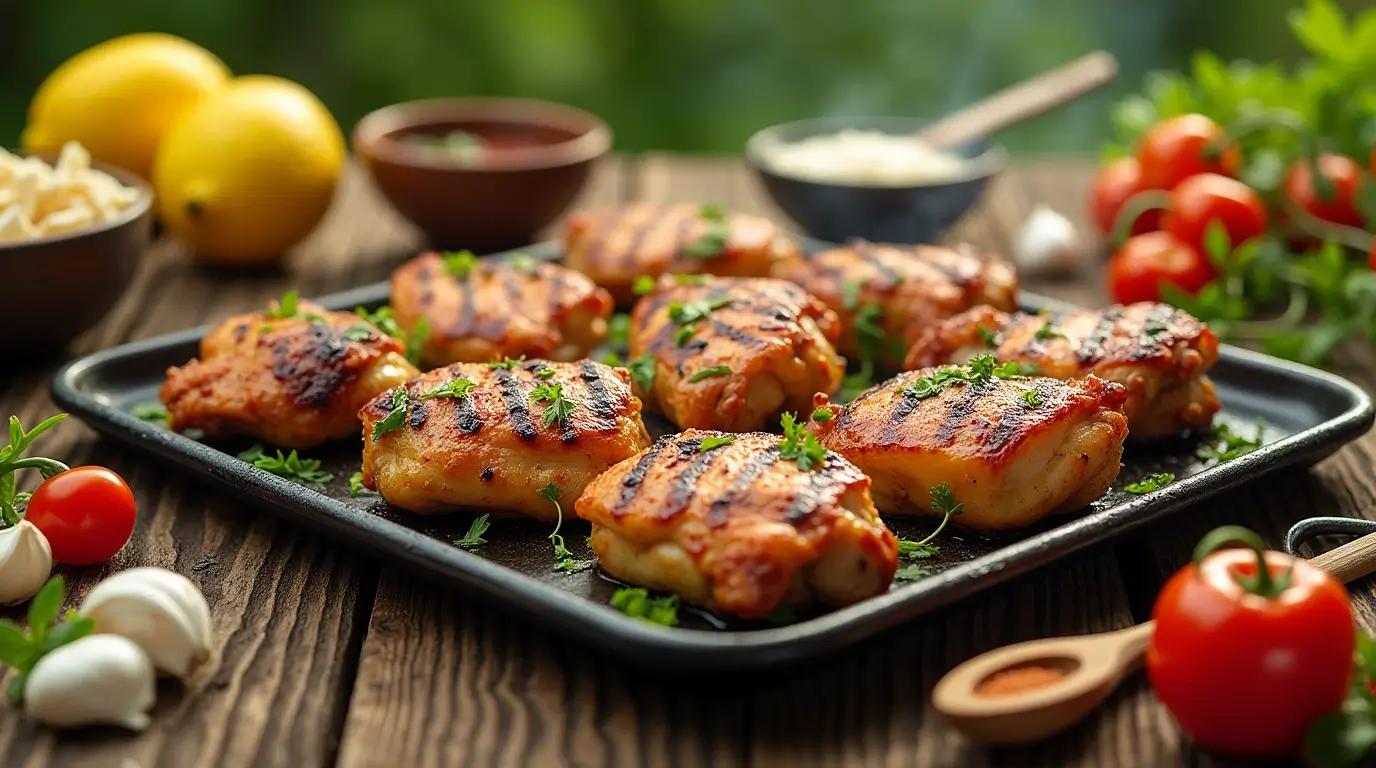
[1208,108,1308,161]
[1280,200,1373,251]
[1192,525,1291,598]
[1111,190,1171,247]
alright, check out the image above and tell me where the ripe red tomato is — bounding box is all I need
[1106,231,1216,304]
[1147,537,1354,759]
[1162,173,1268,253]
[1089,157,1160,235]
[25,466,136,565]
[1136,114,1241,190]
[1283,153,1366,229]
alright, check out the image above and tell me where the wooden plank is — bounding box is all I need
[0,167,418,768]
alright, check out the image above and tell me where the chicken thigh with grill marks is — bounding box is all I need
[389,251,614,369]
[160,296,419,449]
[809,358,1130,531]
[576,430,899,620]
[358,359,651,519]
[562,202,798,306]
[628,276,845,432]
[903,302,1220,439]
[773,240,1018,369]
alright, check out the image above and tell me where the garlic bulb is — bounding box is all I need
[80,567,214,680]
[23,634,156,731]
[1013,205,1084,276]
[0,521,53,605]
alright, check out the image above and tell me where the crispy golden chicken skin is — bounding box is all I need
[773,240,1018,369]
[903,302,1220,439]
[390,251,614,369]
[576,430,899,619]
[629,276,845,432]
[358,360,651,519]
[810,365,1130,531]
[562,202,799,306]
[160,299,419,449]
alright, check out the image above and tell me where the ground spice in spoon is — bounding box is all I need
[974,665,1068,697]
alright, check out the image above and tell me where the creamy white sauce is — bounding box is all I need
[755,129,971,186]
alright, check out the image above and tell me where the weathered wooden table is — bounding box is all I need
[2,156,1373,768]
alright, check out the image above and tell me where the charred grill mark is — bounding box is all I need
[614,437,672,514]
[1078,307,1125,364]
[936,379,997,444]
[988,391,1032,448]
[783,458,846,525]
[480,467,495,482]
[709,318,768,348]
[706,448,780,528]
[869,251,905,288]
[492,368,537,442]
[1136,303,1180,353]
[616,206,670,272]
[271,325,352,409]
[660,436,722,521]
[234,323,249,342]
[579,361,619,428]
[835,374,901,430]
[452,270,477,338]
[409,400,429,430]
[455,392,482,434]
[669,207,699,259]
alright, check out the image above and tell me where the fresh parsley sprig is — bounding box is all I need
[628,354,656,392]
[530,382,574,429]
[698,435,735,452]
[132,403,169,424]
[237,444,333,485]
[487,356,525,370]
[810,407,835,423]
[354,305,428,366]
[611,587,680,627]
[682,204,730,259]
[371,388,410,442]
[454,514,490,550]
[778,412,827,471]
[0,414,71,529]
[264,289,301,320]
[904,354,1031,400]
[1197,420,1266,463]
[540,483,592,573]
[0,576,94,704]
[420,377,477,400]
[1125,472,1175,494]
[668,296,733,326]
[687,366,731,383]
[442,249,478,279]
[348,471,368,497]
[893,483,965,582]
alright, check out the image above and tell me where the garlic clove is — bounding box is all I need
[23,634,157,731]
[79,567,214,680]
[0,521,54,605]
[1013,204,1085,276]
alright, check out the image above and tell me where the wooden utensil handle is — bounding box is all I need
[917,51,1118,149]
[1313,531,1376,584]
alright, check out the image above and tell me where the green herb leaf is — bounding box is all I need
[539,482,560,504]
[841,281,863,312]
[132,403,169,423]
[607,313,631,354]
[601,352,624,367]
[1202,220,1233,272]
[674,324,698,346]
[778,412,827,471]
[420,377,477,400]
[810,407,834,423]
[540,483,591,573]
[442,249,479,279]
[349,471,367,497]
[687,366,731,383]
[530,383,574,429]
[897,540,939,559]
[894,565,931,582]
[853,305,886,351]
[1035,321,1066,342]
[930,483,964,517]
[1125,472,1176,494]
[682,224,729,259]
[0,621,29,668]
[1196,420,1266,463]
[370,388,410,443]
[487,356,525,370]
[628,354,656,392]
[237,444,334,485]
[41,614,93,654]
[536,368,556,380]
[508,254,538,274]
[27,577,63,644]
[668,296,733,326]
[976,326,998,348]
[344,324,375,342]
[454,514,490,550]
[699,202,726,222]
[1022,388,1043,407]
[632,275,657,296]
[264,289,300,319]
[611,587,680,627]
[698,435,735,452]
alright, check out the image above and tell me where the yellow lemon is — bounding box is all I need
[153,75,346,266]
[22,33,231,178]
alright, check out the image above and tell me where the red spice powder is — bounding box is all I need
[975,666,1068,697]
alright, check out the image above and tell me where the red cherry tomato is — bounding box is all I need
[1283,153,1366,229]
[1147,528,1354,759]
[25,466,136,565]
[1089,157,1160,235]
[1136,114,1241,190]
[1162,173,1268,253]
[1106,231,1216,304]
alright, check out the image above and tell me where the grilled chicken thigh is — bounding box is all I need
[810,359,1130,531]
[161,297,419,449]
[358,359,651,519]
[576,430,899,619]
[774,240,1018,369]
[390,251,614,369]
[562,202,798,306]
[904,302,1220,439]
[629,276,845,432]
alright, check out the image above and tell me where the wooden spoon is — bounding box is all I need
[916,51,1119,150]
[930,530,1376,745]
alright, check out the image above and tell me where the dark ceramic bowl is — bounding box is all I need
[745,116,1006,244]
[353,97,612,252]
[1,157,152,355]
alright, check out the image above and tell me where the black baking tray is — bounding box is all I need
[50,240,1375,670]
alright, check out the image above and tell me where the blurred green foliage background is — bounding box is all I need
[0,0,1362,155]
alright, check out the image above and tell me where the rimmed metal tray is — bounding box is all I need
[50,241,1375,669]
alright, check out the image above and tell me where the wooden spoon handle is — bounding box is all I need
[1312,530,1376,584]
[916,51,1118,149]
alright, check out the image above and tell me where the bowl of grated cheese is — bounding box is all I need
[745,116,1005,244]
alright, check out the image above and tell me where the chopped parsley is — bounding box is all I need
[508,253,538,274]
[841,281,864,311]
[687,366,731,383]
[1144,322,1170,337]
[344,324,376,342]
[601,352,624,366]
[778,412,827,471]
[976,326,999,348]
[810,407,834,423]
[237,444,333,485]
[541,483,592,573]
[611,587,680,627]
[607,313,631,354]
[1196,420,1265,463]
[894,565,932,582]
[1022,388,1043,408]
[632,275,657,296]
[1035,321,1066,341]
[628,354,656,391]
[892,483,965,580]
[668,296,733,326]
[853,305,886,352]
[132,403,168,423]
[698,202,726,222]
[442,249,478,279]
[698,435,735,452]
[354,305,426,365]
[682,204,730,259]
[371,388,410,442]
[536,368,556,380]
[264,289,301,319]
[530,382,574,428]
[348,471,367,497]
[1125,472,1175,494]
[419,377,477,400]
[904,354,1031,400]
[675,324,698,346]
[453,514,490,550]
[487,356,525,370]
[897,539,940,559]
